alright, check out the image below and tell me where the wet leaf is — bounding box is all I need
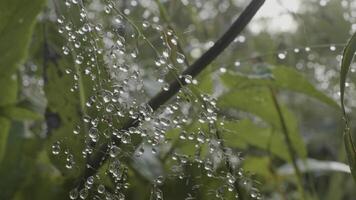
[339,32,356,183]
[221,66,338,108]
[218,87,307,159]
[223,119,292,161]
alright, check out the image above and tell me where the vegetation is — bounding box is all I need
[0,0,355,199]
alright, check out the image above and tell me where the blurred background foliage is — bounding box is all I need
[0,0,356,199]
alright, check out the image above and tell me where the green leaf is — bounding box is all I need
[221,66,338,108]
[218,87,307,159]
[0,75,17,106]
[344,130,356,181]
[0,116,10,162]
[340,33,356,112]
[339,32,356,183]
[0,0,46,77]
[0,106,42,121]
[222,119,292,161]
[243,156,272,179]
[0,122,42,199]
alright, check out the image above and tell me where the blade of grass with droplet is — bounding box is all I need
[339,32,356,182]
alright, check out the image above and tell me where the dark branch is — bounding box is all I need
[76,0,265,188]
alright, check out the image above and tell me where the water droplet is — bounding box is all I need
[69,188,79,199]
[277,52,286,60]
[176,53,185,64]
[104,6,111,14]
[97,184,105,194]
[88,127,99,142]
[234,61,241,67]
[162,83,170,91]
[109,145,121,158]
[79,188,88,199]
[106,104,115,113]
[52,141,61,155]
[62,46,70,55]
[330,45,336,51]
[183,75,193,84]
[75,55,84,64]
[219,67,226,73]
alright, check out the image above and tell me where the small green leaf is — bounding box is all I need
[0,116,10,162]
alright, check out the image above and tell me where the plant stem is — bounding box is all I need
[76,0,265,188]
[269,87,306,199]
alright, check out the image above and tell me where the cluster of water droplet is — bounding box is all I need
[50,0,263,199]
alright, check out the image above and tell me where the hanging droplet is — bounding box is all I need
[79,188,88,199]
[183,75,193,84]
[97,184,105,194]
[62,46,70,55]
[219,67,227,73]
[329,45,336,51]
[109,145,121,158]
[277,52,286,60]
[75,55,84,64]
[234,61,241,67]
[52,141,61,155]
[176,53,185,64]
[69,188,79,199]
[162,83,170,91]
[88,127,99,142]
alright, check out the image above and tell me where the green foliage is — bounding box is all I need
[223,119,292,161]
[219,87,307,160]
[0,0,46,76]
[221,66,338,108]
[0,0,45,170]
[339,32,356,183]
[0,0,355,199]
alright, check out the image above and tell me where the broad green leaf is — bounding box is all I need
[0,106,42,120]
[0,122,42,199]
[35,22,101,177]
[0,75,17,106]
[222,119,292,161]
[0,0,46,77]
[44,56,86,177]
[339,32,356,183]
[0,116,10,162]
[243,156,272,179]
[218,87,307,159]
[221,66,338,108]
